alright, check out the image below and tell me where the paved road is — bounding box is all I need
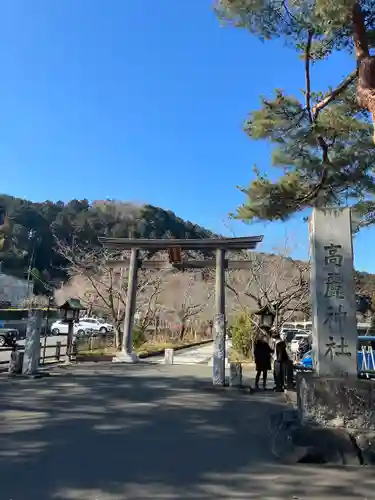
[165,341,217,364]
[0,362,371,500]
[0,334,67,365]
[155,340,232,365]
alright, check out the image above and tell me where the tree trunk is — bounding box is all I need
[179,321,186,341]
[352,2,375,142]
[114,325,123,351]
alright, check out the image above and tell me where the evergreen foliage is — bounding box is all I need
[215,0,375,228]
[231,310,258,358]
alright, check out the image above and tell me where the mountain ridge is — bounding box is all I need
[0,194,215,290]
[0,193,374,307]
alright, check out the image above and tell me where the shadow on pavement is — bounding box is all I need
[0,363,373,499]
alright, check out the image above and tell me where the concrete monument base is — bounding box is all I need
[296,372,375,430]
[112,351,139,364]
[296,371,375,464]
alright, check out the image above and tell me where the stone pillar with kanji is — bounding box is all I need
[309,207,357,376]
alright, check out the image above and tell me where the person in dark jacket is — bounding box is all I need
[254,335,273,389]
[272,334,290,391]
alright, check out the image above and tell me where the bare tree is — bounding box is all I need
[136,276,163,335]
[55,241,163,349]
[225,249,310,330]
[160,272,214,340]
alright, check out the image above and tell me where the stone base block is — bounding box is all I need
[229,362,242,387]
[9,351,24,374]
[112,351,139,364]
[352,431,375,464]
[269,409,360,465]
[296,372,375,430]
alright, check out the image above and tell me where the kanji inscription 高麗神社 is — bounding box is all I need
[309,208,357,376]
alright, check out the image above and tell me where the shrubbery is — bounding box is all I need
[231,311,258,359]
[132,326,146,349]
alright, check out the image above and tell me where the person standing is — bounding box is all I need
[254,335,272,390]
[272,333,290,391]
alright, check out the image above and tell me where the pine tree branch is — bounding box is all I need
[312,70,358,121]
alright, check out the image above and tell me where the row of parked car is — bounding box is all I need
[50,317,114,336]
[0,316,115,348]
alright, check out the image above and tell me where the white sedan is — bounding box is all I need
[78,318,113,333]
[51,318,113,336]
[50,320,82,336]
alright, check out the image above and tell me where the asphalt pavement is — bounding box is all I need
[0,362,371,499]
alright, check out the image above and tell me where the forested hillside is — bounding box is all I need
[0,194,213,292]
[1,193,375,308]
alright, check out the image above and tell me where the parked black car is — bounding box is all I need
[0,327,18,347]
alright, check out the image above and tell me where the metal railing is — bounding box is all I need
[0,332,116,372]
[359,346,375,377]
[0,341,67,371]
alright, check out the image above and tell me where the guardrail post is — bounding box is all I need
[72,340,77,359]
[55,341,61,361]
[39,342,43,365]
[42,335,47,365]
[164,348,174,365]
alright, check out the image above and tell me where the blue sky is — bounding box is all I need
[0,0,373,271]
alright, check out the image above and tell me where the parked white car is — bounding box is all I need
[51,318,113,336]
[50,320,82,336]
[78,318,113,333]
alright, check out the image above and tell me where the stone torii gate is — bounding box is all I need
[99,236,263,385]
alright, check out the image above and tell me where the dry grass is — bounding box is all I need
[77,331,212,358]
